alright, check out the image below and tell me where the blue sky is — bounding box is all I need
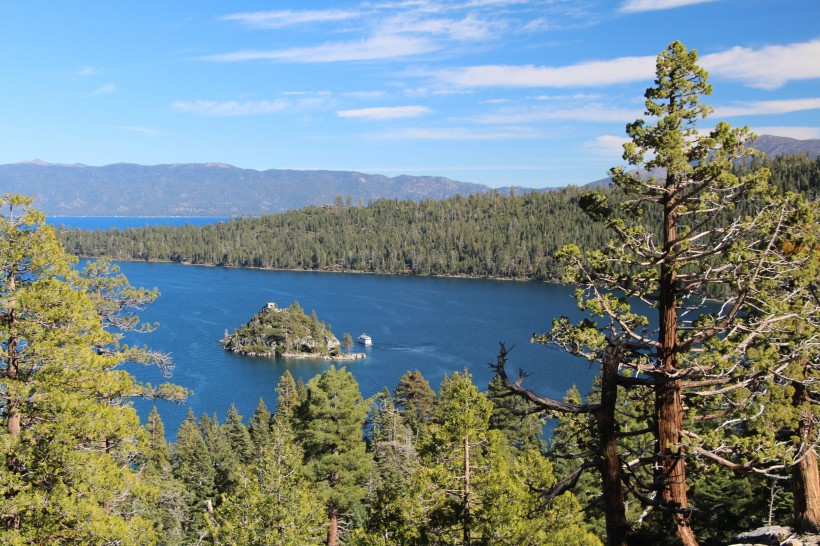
[2,0,818,188]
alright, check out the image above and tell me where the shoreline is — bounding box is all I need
[72,255,561,285]
[225,349,367,361]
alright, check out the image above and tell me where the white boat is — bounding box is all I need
[357,333,373,346]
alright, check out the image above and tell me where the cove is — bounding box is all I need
[104,260,597,439]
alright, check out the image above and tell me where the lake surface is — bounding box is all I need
[50,216,228,230]
[110,261,596,440]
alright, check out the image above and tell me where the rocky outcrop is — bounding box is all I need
[730,526,820,546]
[222,301,355,359]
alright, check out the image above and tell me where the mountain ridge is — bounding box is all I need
[0,161,494,217]
[4,135,818,217]
[585,134,820,188]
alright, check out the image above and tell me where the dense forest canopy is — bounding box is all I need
[58,153,819,282]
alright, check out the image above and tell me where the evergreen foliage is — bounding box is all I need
[222,301,341,357]
[394,369,437,437]
[0,194,178,545]
[299,366,372,546]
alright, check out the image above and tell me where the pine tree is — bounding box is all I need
[249,397,273,450]
[357,388,424,543]
[223,404,254,466]
[200,414,242,497]
[0,195,166,544]
[394,369,436,437]
[138,408,187,546]
[274,370,302,425]
[495,41,806,546]
[207,414,325,545]
[172,409,216,543]
[299,366,372,546]
[423,369,493,544]
[342,332,354,354]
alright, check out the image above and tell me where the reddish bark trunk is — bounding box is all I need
[793,449,820,533]
[657,178,697,546]
[598,348,630,546]
[793,380,820,532]
[327,504,339,546]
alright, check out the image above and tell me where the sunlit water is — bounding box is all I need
[113,262,595,440]
[56,218,597,440]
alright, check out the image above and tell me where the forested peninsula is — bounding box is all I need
[58,153,820,281]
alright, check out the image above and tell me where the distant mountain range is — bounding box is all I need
[586,134,820,188]
[2,135,818,217]
[0,161,497,217]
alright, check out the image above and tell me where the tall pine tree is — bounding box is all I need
[299,366,372,546]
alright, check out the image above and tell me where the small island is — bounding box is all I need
[222,301,365,361]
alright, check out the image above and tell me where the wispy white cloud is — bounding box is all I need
[202,34,436,63]
[75,65,100,77]
[374,126,540,140]
[436,55,655,88]
[532,93,602,101]
[338,105,432,119]
[342,90,388,99]
[171,99,291,116]
[620,0,719,13]
[90,83,116,96]
[222,9,359,28]
[702,40,820,90]
[381,12,501,41]
[585,135,629,156]
[520,18,556,32]
[121,126,162,136]
[282,90,332,97]
[471,104,641,124]
[434,39,820,91]
[403,87,475,97]
[715,97,820,117]
[210,2,591,66]
[750,126,820,140]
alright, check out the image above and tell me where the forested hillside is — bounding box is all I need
[59,153,820,281]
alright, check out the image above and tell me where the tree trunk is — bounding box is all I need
[793,449,820,533]
[792,380,820,532]
[658,178,697,546]
[597,347,630,546]
[7,305,20,439]
[656,379,696,545]
[463,434,472,546]
[327,504,339,546]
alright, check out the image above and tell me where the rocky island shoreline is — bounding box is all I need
[222,301,366,361]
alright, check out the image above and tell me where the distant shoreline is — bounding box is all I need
[50,215,229,219]
[72,254,554,284]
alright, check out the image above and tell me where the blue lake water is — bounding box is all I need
[60,218,598,440]
[50,216,228,230]
[111,261,597,440]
